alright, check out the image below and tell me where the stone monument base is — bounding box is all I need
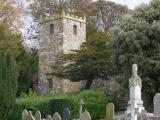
[127,100,145,114]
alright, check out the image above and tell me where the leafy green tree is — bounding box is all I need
[87,0,129,33]
[0,23,23,59]
[0,52,18,120]
[52,33,113,89]
[112,0,160,101]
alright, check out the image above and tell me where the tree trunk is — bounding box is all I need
[85,78,93,89]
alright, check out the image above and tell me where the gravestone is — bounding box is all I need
[127,64,145,120]
[52,112,62,120]
[106,103,114,120]
[63,108,70,120]
[34,111,41,120]
[27,111,35,120]
[80,111,91,120]
[22,109,28,120]
[46,115,53,120]
[153,93,160,117]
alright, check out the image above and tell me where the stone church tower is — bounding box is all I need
[36,10,86,94]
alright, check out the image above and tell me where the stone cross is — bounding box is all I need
[80,111,91,120]
[153,93,160,117]
[22,109,28,120]
[52,112,62,120]
[34,111,41,120]
[63,108,70,120]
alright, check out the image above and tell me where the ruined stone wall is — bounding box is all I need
[91,79,120,91]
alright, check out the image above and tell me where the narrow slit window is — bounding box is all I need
[50,24,54,34]
[73,25,77,35]
[49,79,53,89]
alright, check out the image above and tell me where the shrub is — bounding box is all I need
[9,89,111,120]
[49,99,72,116]
[71,90,110,120]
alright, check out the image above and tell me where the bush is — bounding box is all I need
[9,89,111,120]
[49,99,72,117]
[71,90,111,120]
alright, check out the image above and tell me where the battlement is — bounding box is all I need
[62,10,86,23]
[39,10,86,24]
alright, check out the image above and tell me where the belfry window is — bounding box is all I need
[50,24,54,34]
[73,25,77,35]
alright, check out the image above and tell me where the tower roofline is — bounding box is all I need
[39,9,86,24]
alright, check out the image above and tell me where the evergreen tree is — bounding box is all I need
[112,0,160,101]
[17,49,38,96]
[52,33,113,89]
[0,52,18,120]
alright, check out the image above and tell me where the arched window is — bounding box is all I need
[50,24,54,34]
[73,25,77,35]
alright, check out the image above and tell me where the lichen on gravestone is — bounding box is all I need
[52,112,62,120]
[106,103,114,120]
[22,109,28,120]
[34,111,41,120]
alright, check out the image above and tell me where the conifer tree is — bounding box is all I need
[0,52,18,120]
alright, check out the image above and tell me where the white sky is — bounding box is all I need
[93,0,151,9]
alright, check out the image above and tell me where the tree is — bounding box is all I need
[30,0,91,20]
[0,52,18,120]
[52,33,113,89]
[0,23,38,96]
[17,48,38,96]
[87,0,129,33]
[0,23,23,59]
[0,0,25,32]
[112,0,160,101]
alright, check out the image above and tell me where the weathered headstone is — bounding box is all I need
[46,115,53,120]
[22,109,28,120]
[52,112,62,120]
[79,99,84,115]
[34,111,41,120]
[106,103,114,120]
[27,111,35,120]
[153,93,160,117]
[80,111,91,120]
[63,108,70,120]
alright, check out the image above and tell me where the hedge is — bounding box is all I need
[9,90,111,120]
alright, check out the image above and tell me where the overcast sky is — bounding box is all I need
[93,0,151,9]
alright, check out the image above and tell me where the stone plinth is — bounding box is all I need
[127,86,145,114]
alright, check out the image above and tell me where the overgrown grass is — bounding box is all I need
[9,89,111,120]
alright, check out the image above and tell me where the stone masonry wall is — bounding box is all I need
[36,12,86,94]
